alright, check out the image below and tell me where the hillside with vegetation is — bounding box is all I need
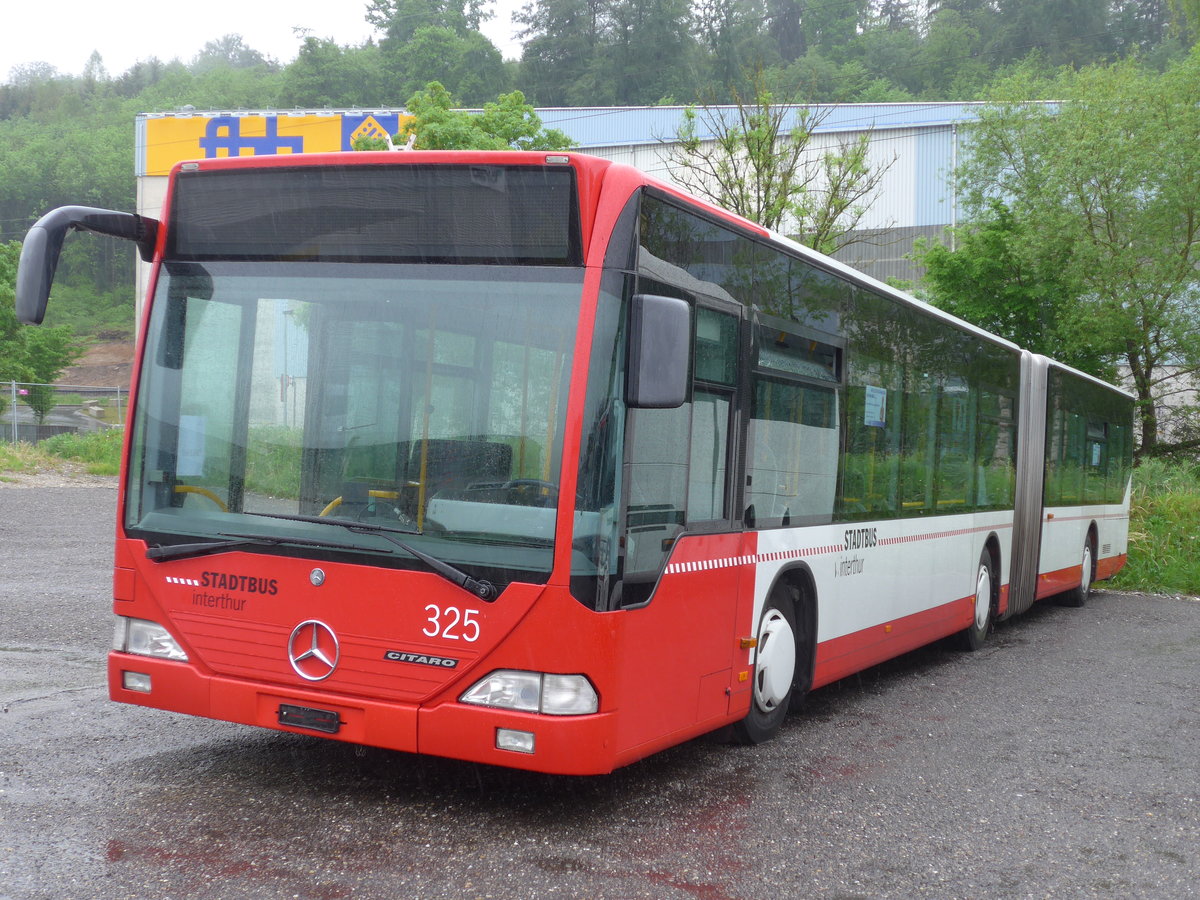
[1,0,1198,456]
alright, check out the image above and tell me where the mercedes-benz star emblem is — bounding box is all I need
[287,620,340,681]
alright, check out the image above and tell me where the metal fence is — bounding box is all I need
[1,382,126,444]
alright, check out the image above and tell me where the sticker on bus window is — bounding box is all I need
[864,386,887,428]
[178,415,206,477]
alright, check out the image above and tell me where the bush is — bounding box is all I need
[1109,458,1200,596]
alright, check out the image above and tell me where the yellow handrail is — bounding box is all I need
[319,490,399,517]
[173,485,228,512]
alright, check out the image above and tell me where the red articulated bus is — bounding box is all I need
[17,151,1133,774]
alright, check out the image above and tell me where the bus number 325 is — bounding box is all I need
[423,605,481,642]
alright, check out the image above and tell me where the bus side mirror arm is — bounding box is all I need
[626,293,690,409]
[16,206,159,325]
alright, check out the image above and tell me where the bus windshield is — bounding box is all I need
[126,261,584,588]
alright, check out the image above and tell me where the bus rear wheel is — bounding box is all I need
[733,592,798,744]
[957,549,995,651]
[1061,537,1095,608]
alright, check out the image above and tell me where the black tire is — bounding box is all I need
[1060,536,1095,608]
[733,591,798,745]
[956,549,995,651]
[788,581,815,713]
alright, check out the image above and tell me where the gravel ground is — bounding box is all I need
[0,466,117,489]
[1,474,1197,900]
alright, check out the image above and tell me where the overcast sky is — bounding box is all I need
[2,0,523,82]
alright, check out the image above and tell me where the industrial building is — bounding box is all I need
[135,102,986,305]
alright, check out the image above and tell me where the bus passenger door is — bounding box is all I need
[615,303,749,753]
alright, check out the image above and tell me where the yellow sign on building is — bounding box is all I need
[138,111,408,177]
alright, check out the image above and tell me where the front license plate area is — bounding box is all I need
[278,703,342,734]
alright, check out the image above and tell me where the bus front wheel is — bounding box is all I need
[733,592,798,744]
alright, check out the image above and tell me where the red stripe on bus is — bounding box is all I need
[812,596,975,690]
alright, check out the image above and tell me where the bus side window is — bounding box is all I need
[745,318,841,528]
[1085,420,1108,503]
[746,377,838,526]
[934,375,974,511]
[973,342,1019,511]
[841,290,903,519]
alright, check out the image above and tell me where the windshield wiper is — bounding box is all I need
[146,533,391,563]
[237,511,420,535]
[242,512,498,602]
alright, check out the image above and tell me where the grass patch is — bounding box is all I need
[1109,458,1200,597]
[0,441,49,477]
[28,429,123,480]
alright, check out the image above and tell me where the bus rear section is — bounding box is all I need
[1035,363,1133,605]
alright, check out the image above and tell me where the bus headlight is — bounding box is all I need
[461,670,598,716]
[114,616,189,662]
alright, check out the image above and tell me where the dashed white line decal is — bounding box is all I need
[663,522,1015,575]
[165,576,201,587]
[664,548,837,575]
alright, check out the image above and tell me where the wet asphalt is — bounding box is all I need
[1,482,1198,899]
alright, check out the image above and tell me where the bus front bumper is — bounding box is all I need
[108,652,619,775]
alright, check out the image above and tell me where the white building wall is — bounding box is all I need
[581,127,928,238]
[134,175,169,326]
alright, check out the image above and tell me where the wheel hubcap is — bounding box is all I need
[754,609,796,713]
[975,565,992,631]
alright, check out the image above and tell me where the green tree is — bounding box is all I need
[1168,0,1200,42]
[911,8,991,98]
[395,82,573,150]
[517,0,698,105]
[276,37,384,107]
[694,0,776,95]
[800,0,868,57]
[190,34,272,73]
[384,25,509,105]
[516,0,612,105]
[19,327,83,423]
[915,200,1101,375]
[0,243,33,419]
[987,0,1113,67]
[366,0,490,45]
[365,0,508,103]
[764,0,869,64]
[854,7,923,96]
[0,242,83,423]
[1109,0,1171,58]
[0,96,136,298]
[606,0,700,104]
[665,74,893,252]
[936,55,1200,457]
[766,0,806,62]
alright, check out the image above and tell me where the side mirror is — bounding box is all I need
[16,206,158,325]
[626,293,690,409]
